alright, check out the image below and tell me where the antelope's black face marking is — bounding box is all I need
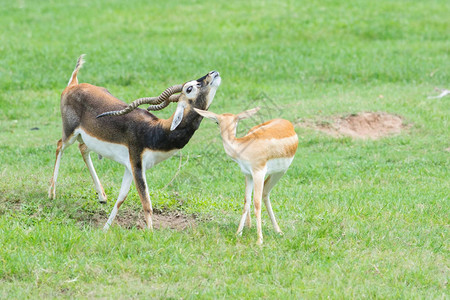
[196,74,208,85]
[195,71,220,87]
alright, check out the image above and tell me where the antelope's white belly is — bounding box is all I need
[234,158,252,175]
[234,156,295,176]
[266,157,294,174]
[76,129,179,170]
[77,128,130,167]
[142,149,179,169]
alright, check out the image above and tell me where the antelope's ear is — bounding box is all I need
[236,107,260,120]
[170,102,187,131]
[193,108,219,123]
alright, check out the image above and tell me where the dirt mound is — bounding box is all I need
[298,112,406,139]
[88,209,196,230]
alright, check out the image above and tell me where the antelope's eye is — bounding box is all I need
[187,86,193,93]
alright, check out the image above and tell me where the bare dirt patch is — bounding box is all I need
[87,209,196,230]
[298,112,407,139]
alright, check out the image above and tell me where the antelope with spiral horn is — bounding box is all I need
[49,55,221,230]
[194,107,298,244]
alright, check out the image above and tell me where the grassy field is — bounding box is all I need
[0,0,449,298]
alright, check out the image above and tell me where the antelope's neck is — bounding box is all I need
[163,109,204,149]
[219,124,240,159]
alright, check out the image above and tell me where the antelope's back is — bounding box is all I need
[60,83,159,144]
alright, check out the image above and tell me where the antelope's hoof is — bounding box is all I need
[48,188,55,200]
[145,223,154,231]
[98,191,107,203]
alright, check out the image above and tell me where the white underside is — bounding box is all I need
[76,128,179,170]
[142,148,179,169]
[234,156,295,175]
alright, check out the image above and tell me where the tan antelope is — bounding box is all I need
[194,107,298,244]
[49,55,221,230]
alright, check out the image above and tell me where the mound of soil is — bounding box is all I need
[298,112,406,139]
[89,209,196,230]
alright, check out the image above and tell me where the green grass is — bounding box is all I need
[0,0,449,298]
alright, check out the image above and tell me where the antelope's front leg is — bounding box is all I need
[236,175,253,236]
[103,168,133,231]
[131,161,153,230]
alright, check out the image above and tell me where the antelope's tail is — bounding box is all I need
[67,54,86,87]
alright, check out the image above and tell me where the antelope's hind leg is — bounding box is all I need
[78,143,107,203]
[252,171,266,245]
[48,134,78,199]
[262,172,285,235]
